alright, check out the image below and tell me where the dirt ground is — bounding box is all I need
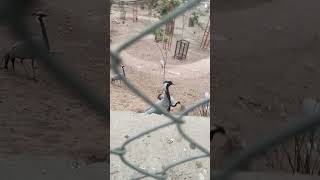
[110,7,210,115]
[0,0,107,161]
[213,0,320,170]
[110,111,210,180]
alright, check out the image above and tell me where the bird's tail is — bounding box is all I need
[144,107,152,114]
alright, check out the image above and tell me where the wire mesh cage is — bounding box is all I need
[174,39,190,60]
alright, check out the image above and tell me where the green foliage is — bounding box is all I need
[157,0,183,16]
[147,0,158,8]
[190,11,199,24]
[153,29,169,42]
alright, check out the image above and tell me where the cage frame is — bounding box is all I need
[174,39,190,60]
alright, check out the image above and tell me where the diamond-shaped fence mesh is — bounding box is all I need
[110,0,209,179]
[3,0,320,179]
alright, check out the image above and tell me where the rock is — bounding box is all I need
[71,160,80,169]
[189,143,196,149]
[195,161,203,168]
[167,138,174,144]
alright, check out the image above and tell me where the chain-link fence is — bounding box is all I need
[0,0,107,117]
[110,0,320,179]
[110,0,210,179]
[3,0,320,179]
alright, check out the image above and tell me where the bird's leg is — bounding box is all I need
[21,60,28,75]
[171,101,180,107]
[34,58,39,69]
[4,56,9,70]
[11,58,15,72]
[31,59,36,81]
[167,106,171,112]
[3,53,10,70]
[0,56,5,69]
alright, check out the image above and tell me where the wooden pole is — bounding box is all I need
[133,0,138,22]
[201,18,210,49]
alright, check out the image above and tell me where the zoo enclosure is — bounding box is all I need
[2,0,320,179]
[109,0,320,179]
[112,0,145,21]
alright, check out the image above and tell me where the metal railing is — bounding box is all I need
[3,0,320,179]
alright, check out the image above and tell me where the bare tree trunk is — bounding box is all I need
[148,1,152,16]
[164,49,167,81]
[181,13,185,39]
[155,40,166,82]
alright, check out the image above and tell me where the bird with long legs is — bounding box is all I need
[111,64,126,85]
[3,11,50,81]
[156,93,181,112]
[145,80,177,114]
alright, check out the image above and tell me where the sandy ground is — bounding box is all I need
[109,6,210,179]
[0,155,107,179]
[110,111,209,180]
[0,0,107,161]
[110,8,210,115]
[213,0,320,171]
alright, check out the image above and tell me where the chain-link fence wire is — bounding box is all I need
[110,0,320,179]
[2,0,320,180]
[110,0,210,179]
[0,0,107,117]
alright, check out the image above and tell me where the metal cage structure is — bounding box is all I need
[174,39,190,60]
